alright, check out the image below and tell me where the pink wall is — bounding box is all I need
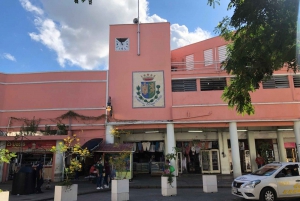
[109,23,172,121]
[169,35,300,126]
[0,71,107,138]
[171,36,228,63]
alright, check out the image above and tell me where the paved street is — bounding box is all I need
[2,174,300,201]
[77,188,241,201]
[77,188,300,201]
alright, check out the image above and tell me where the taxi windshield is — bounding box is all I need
[251,165,281,176]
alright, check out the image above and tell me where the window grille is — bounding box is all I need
[293,75,300,88]
[262,76,289,89]
[185,54,194,70]
[204,49,213,66]
[218,45,227,62]
[200,78,227,91]
[172,79,197,92]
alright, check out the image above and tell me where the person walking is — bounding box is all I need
[96,160,104,189]
[36,161,44,193]
[255,154,265,169]
[104,158,111,188]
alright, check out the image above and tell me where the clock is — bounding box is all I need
[115,38,129,51]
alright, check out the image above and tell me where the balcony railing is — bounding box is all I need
[171,60,224,72]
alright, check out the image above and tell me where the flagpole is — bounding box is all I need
[137,0,140,56]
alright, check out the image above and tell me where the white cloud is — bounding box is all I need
[20,0,43,15]
[2,53,16,62]
[171,24,212,49]
[21,0,211,70]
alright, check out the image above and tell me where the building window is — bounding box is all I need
[200,78,227,91]
[185,54,194,70]
[172,79,197,92]
[204,49,213,66]
[262,76,289,89]
[218,45,227,62]
[293,75,300,88]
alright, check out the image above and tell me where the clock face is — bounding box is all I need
[115,38,129,51]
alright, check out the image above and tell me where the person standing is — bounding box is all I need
[96,160,104,189]
[36,161,44,193]
[255,154,265,169]
[104,159,111,188]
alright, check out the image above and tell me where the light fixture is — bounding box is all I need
[188,130,203,133]
[145,131,159,133]
[277,128,293,131]
[237,130,247,132]
[106,96,113,117]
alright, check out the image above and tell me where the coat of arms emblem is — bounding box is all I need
[136,74,160,104]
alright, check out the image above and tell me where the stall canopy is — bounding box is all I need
[94,143,134,152]
[81,138,103,151]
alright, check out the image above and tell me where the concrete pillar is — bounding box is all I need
[293,121,300,161]
[166,123,176,174]
[229,122,242,178]
[105,124,114,144]
[277,131,286,162]
[218,132,230,174]
[0,142,5,182]
[54,140,63,182]
[247,132,257,172]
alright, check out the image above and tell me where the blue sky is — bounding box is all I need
[0,0,232,74]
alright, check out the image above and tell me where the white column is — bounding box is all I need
[218,132,230,174]
[247,132,257,172]
[105,124,114,144]
[54,140,63,182]
[229,122,242,178]
[293,121,300,161]
[277,131,286,162]
[166,123,176,174]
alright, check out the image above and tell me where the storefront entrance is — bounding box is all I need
[201,149,220,173]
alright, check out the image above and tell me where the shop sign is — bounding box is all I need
[6,140,56,152]
[284,142,296,148]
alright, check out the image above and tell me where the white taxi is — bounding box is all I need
[232,162,300,201]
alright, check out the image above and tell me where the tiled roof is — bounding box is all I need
[94,143,134,152]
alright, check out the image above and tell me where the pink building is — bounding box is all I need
[1,22,300,181]
[0,71,107,181]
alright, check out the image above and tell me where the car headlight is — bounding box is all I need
[242,180,261,189]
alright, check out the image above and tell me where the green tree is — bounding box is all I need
[0,149,16,163]
[208,0,299,115]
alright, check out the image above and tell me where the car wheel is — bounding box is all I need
[260,188,277,201]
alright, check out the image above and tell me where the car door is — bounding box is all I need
[276,164,300,198]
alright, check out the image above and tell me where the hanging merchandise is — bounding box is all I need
[155,142,160,152]
[191,146,196,155]
[142,142,151,151]
[149,142,155,152]
[138,142,143,153]
[133,143,137,152]
[195,145,201,154]
[158,142,164,152]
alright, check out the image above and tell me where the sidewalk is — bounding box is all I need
[0,174,234,201]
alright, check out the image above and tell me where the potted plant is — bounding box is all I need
[109,128,131,201]
[161,149,177,196]
[50,134,91,201]
[0,149,16,201]
[56,123,67,135]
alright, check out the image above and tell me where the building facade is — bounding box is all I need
[1,22,300,181]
